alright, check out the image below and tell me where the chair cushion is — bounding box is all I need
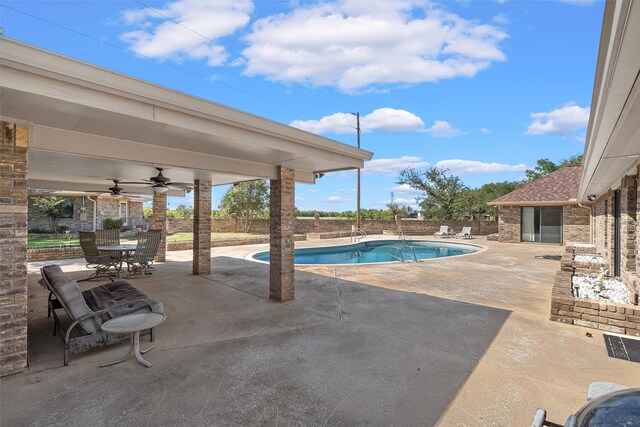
[82,280,163,323]
[42,265,101,334]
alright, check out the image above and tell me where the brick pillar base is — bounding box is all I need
[151,191,167,262]
[0,122,29,376]
[621,175,637,276]
[270,167,295,302]
[193,180,211,275]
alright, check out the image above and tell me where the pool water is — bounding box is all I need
[251,240,479,265]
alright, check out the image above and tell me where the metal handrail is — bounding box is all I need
[390,246,405,262]
[351,226,367,242]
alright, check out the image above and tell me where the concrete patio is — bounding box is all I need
[1,237,638,426]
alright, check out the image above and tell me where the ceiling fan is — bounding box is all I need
[119,168,194,194]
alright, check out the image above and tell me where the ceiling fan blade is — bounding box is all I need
[168,183,194,190]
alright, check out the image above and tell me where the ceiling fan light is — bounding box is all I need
[152,183,169,194]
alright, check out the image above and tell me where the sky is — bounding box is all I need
[1,0,605,211]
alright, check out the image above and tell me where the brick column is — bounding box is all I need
[498,206,521,243]
[270,167,295,302]
[151,191,167,262]
[620,175,637,276]
[193,180,211,275]
[0,122,29,376]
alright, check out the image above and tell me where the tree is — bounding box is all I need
[32,196,65,232]
[173,205,194,219]
[220,180,269,232]
[398,167,468,220]
[525,153,583,181]
[386,192,413,219]
[457,181,524,221]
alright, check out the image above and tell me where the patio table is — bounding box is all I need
[97,244,136,274]
[100,312,166,368]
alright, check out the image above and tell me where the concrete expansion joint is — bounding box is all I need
[333,267,345,321]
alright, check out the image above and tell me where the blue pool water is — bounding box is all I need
[251,240,479,265]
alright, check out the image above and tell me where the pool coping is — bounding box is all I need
[246,237,488,266]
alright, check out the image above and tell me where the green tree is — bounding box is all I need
[525,154,583,181]
[398,167,468,220]
[173,205,194,219]
[220,180,269,232]
[386,192,413,219]
[143,207,153,218]
[32,196,65,232]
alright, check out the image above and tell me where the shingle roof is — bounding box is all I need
[489,165,582,205]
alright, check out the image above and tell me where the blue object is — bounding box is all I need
[251,240,480,265]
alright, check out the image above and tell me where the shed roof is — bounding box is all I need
[489,166,582,206]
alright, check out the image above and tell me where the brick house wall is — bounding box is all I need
[563,205,591,244]
[497,206,521,243]
[28,196,145,232]
[497,204,590,244]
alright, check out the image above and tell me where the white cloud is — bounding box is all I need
[393,197,418,205]
[324,196,351,204]
[492,14,509,24]
[391,183,420,194]
[434,159,527,175]
[526,102,590,135]
[423,120,464,137]
[336,188,356,193]
[242,1,507,92]
[120,0,253,66]
[363,156,430,176]
[291,108,424,134]
[295,196,305,202]
[307,189,319,194]
[480,127,490,134]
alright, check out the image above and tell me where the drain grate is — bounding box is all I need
[603,334,640,363]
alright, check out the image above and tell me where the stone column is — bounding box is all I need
[193,180,211,275]
[151,191,167,262]
[620,174,637,276]
[270,167,295,302]
[0,122,29,376]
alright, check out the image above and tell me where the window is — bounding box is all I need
[60,198,74,218]
[521,206,563,244]
[119,202,128,225]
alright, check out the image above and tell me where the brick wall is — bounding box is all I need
[498,204,590,245]
[0,121,29,376]
[563,204,591,244]
[28,196,96,232]
[160,217,498,236]
[497,206,521,243]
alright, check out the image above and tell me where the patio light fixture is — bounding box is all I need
[152,183,169,194]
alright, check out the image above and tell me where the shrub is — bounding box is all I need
[58,225,70,234]
[103,218,125,230]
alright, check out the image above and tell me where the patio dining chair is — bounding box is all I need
[96,229,121,261]
[124,231,162,278]
[79,232,120,279]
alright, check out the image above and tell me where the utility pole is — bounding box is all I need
[357,113,361,230]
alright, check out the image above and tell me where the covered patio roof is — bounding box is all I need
[0,38,372,195]
[579,1,640,202]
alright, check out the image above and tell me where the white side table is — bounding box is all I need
[100,312,166,368]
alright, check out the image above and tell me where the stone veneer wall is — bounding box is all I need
[28,196,97,233]
[0,122,29,376]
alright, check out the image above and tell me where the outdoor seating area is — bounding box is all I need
[39,264,163,366]
[79,230,162,279]
[433,225,473,239]
[3,237,637,426]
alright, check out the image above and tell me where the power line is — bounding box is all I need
[0,3,303,114]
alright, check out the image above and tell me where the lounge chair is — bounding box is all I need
[455,227,472,239]
[434,226,450,238]
[39,264,163,366]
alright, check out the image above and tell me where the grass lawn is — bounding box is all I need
[28,232,269,248]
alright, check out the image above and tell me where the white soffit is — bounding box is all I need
[579,0,640,202]
[0,38,373,191]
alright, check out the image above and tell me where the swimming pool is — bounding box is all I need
[250,240,481,265]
